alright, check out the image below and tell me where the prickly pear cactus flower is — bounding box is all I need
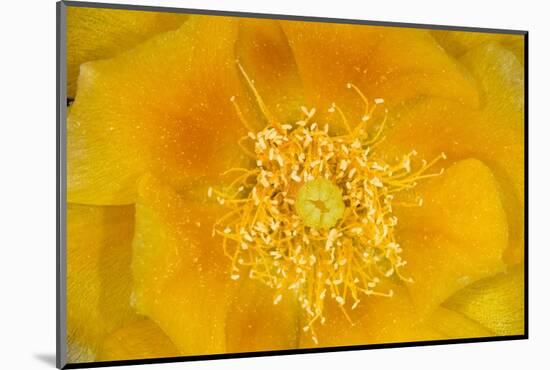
[65,6,525,363]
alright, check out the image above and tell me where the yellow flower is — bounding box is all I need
[66,7,524,364]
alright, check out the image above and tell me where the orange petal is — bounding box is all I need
[68,15,254,205]
[280,21,479,126]
[67,204,138,363]
[97,318,180,362]
[67,6,187,97]
[394,159,508,316]
[444,266,524,336]
[132,174,299,354]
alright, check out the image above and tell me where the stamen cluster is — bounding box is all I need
[210,74,445,343]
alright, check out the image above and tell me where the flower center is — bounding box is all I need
[209,61,446,343]
[296,178,345,229]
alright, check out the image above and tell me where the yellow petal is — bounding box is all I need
[502,37,525,66]
[235,19,305,126]
[431,30,515,56]
[426,307,493,339]
[461,42,524,128]
[431,30,524,63]
[280,21,479,127]
[444,266,524,335]
[377,97,523,268]
[67,204,138,362]
[132,174,299,354]
[460,43,525,265]
[97,318,180,362]
[131,174,231,354]
[394,159,508,316]
[67,6,187,97]
[68,15,254,205]
[299,284,443,348]
[226,278,300,352]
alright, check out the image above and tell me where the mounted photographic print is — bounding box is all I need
[56,1,527,368]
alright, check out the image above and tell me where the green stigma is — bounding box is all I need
[296,178,345,229]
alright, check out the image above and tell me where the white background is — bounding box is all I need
[0,0,547,368]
